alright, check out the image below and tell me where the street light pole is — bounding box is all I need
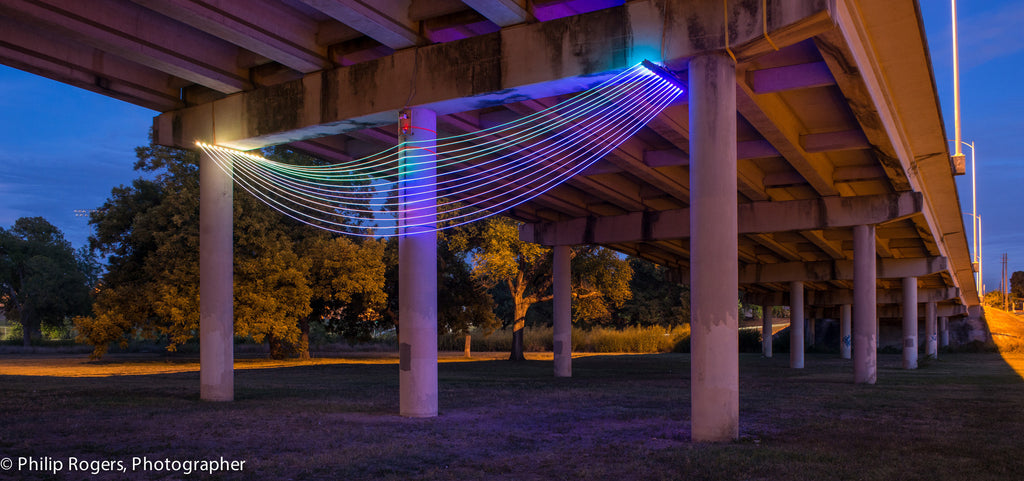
[952,0,963,157]
[965,212,982,294]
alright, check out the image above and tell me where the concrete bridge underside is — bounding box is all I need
[1,0,979,441]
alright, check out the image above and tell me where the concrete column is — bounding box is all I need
[398,108,438,418]
[688,52,738,442]
[762,305,773,358]
[807,314,816,347]
[902,277,919,369]
[553,245,572,377]
[925,301,938,359]
[840,304,852,359]
[199,149,234,401]
[790,281,804,369]
[853,224,877,384]
[940,316,950,347]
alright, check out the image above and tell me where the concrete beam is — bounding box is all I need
[746,61,834,94]
[520,192,922,246]
[298,0,422,49]
[800,129,870,154]
[2,0,250,93]
[810,287,960,306]
[461,0,528,26]
[736,78,837,196]
[128,0,330,73]
[154,0,831,148]
[737,256,947,284]
[876,303,966,319]
[0,16,184,111]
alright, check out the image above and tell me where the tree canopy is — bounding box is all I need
[455,216,634,360]
[76,137,387,358]
[0,217,93,346]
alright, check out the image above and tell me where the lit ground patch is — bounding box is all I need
[0,351,634,377]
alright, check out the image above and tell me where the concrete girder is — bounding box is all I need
[154,0,831,150]
[737,256,947,284]
[298,0,423,49]
[876,303,966,319]
[0,16,184,111]
[460,0,528,27]
[808,287,960,306]
[800,129,871,154]
[127,0,330,73]
[746,61,835,94]
[519,192,922,246]
[1,0,250,93]
[735,77,838,197]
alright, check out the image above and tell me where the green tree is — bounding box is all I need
[616,257,689,327]
[1010,271,1024,304]
[0,217,92,346]
[78,138,319,358]
[461,217,633,361]
[301,235,388,351]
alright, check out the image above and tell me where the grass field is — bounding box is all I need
[2,351,1024,480]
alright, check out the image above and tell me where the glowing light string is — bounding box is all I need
[198,61,686,237]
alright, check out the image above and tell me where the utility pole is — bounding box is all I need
[1001,253,1009,311]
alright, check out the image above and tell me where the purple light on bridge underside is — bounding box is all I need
[532,0,625,22]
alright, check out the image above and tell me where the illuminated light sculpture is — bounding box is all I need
[198,62,686,236]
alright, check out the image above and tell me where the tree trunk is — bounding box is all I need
[297,316,311,360]
[509,302,528,362]
[267,333,287,360]
[464,333,472,358]
[20,309,32,347]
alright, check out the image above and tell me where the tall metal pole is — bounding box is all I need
[951,0,963,157]
[969,142,977,290]
[979,216,983,294]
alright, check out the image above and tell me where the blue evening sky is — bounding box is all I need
[0,1,1021,291]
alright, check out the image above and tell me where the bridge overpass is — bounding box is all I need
[1,0,979,441]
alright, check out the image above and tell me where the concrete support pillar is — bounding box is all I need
[762,305,773,358]
[398,108,438,418]
[902,277,919,370]
[688,52,738,442]
[840,304,852,359]
[199,150,234,401]
[790,281,804,369]
[940,316,950,347]
[553,245,572,377]
[925,301,938,359]
[807,314,816,347]
[853,224,877,384]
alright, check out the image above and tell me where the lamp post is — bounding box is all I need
[964,212,982,294]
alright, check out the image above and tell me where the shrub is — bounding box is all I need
[443,325,692,354]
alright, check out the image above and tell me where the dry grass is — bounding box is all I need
[2,352,1024,480]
